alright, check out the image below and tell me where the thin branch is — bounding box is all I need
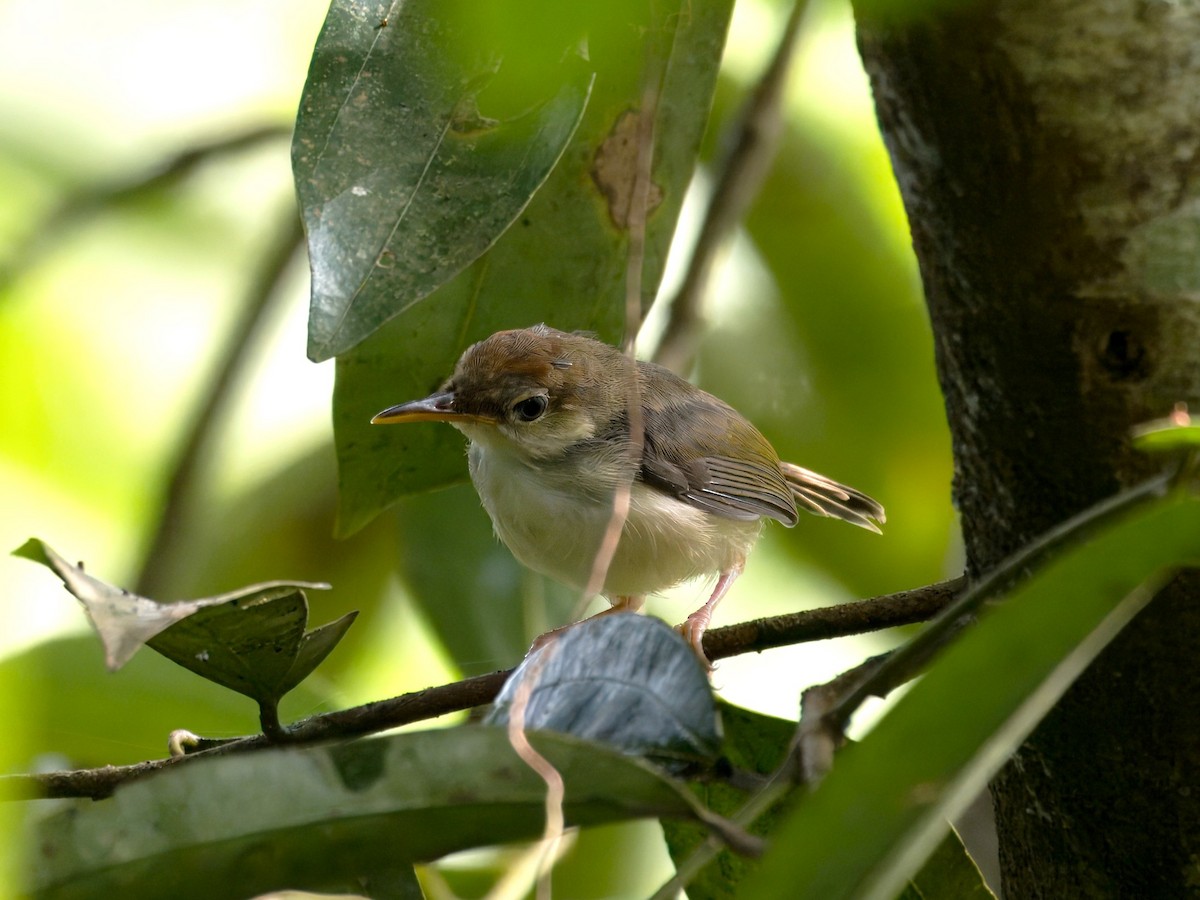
[134,210,306,597]
[2,581,959,801]
[704,577,963,662]
[650,0,811,373]
[1,125,291,291]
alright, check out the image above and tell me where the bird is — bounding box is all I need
[372,324,884,667]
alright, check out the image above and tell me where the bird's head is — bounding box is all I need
[371,324,632,460]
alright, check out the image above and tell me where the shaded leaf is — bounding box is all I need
[661,703,796,900]
[148,590,357,705]
[740,489,1200,900]
[332,0,736,536]
[31,727,726,899]
[14,539,324,671]
[486,614,720,771]
[294,0,596,361]
[15,539,353,708]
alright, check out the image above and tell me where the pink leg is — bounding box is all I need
[527,595,645,655]
[679,560,745,670]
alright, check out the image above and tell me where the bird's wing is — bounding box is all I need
[638,387,799,527]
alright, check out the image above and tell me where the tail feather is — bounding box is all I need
[780,462,885,534]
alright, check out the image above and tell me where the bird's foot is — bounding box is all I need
[676,611,714,673]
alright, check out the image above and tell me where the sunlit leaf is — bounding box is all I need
[486,614,720,771]
[294,0,596,361]
[331,0,736,536]
[741,489,1200,900]
[31,727,724,898]
[1130,402,1200,454]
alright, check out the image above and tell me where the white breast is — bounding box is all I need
[467,441,762,599]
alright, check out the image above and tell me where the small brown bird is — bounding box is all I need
[373,325,884,666]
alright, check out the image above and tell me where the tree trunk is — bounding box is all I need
[853,1,1200,895]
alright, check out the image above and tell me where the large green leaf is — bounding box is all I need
[740,489,1200,900]
[30,727,722,899]
[332,0,736,535]
[294,0,596,361]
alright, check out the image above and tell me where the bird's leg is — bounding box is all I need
[527,595,645,656]
[678,560,745,670]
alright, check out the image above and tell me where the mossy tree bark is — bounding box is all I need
[854,1,1200,895]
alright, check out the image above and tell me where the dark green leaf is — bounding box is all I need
[13,539,325,672]
[662,703,796,900]
[486,614,721,771]
[294,0,595,361]
[331,0,736,535]
[740,490,1200,900]
[31,727,724,899]
[16,539,353,707]
[284,609,360,696]
[147,589,355,707]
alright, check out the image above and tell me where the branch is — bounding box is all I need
[3,580,960,801]
[1,125,291,290]
[650,0,811,373]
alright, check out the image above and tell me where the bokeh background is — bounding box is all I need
[0,0,958,893]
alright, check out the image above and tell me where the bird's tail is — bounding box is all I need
[780,462,886,534]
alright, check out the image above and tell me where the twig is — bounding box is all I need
[650,0,811,373]
[703,577,963,662]
[2,581,959,800]
[134,210,306,597]
[1,125,291,290]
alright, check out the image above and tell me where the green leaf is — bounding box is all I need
[15,539,353,708]
[30,727,727,898]
[1130,403,1200,454]
[661,703,797,900]
[294,0,595,361]
[740,489,1200,900]
[331,0,736,536]
[897,827,995,899]
[148,590,357,705]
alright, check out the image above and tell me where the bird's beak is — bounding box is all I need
[371,391,493,425]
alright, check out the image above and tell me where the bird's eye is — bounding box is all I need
[512,395,548,422]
